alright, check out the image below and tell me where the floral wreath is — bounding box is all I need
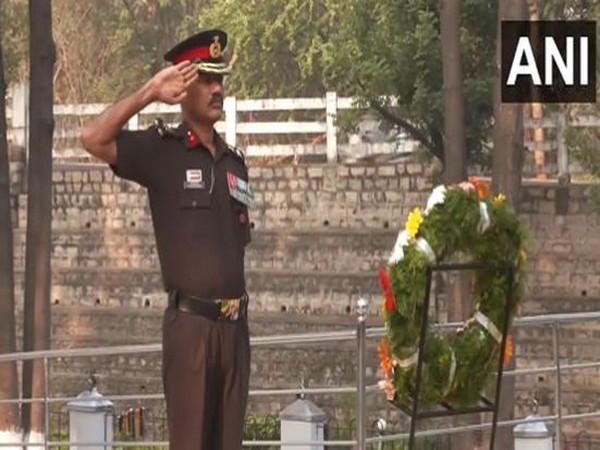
[377,178,527,408]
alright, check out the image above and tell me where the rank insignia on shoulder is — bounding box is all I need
[151,118,175,138]
[227,144,246,164]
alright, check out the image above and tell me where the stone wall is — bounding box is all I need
[7,146,600,436]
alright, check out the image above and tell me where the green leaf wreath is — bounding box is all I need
[377,178,527,408]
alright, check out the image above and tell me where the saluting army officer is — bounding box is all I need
[80,29,253,450]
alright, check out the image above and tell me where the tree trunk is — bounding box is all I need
[440,1,477,448]
[22,0,55,446]
[440,0,467,184]
[440,0,469,325]
[492,1,527,204]
[491,0,527,449]
[0,0,21,445]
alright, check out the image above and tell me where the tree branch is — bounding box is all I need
[356,78,444,161]
[121,0,149,55]
[368,97,445,162]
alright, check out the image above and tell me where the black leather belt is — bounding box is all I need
[168,290,248,321]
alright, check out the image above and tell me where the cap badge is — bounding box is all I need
[209,36,222,58]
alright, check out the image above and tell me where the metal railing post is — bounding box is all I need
[552,322,562,450]
[374,418,386,450]
[357,297,368,449]
[44,356,49,449]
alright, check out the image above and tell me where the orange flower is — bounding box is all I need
[503,334,514,366]
[468,176,490,200]
[377,339,397,400]
[377,339,394,375]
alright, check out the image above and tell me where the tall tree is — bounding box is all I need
[2,1,214,103]
[439,3,476,449]
[0,0,21,444]
[52,0,214,103]
[440,0,466,184]
[491,1,527,204]
[198,0,498,165]
[21,0,55,444]
[491,0,528,449]
[199,0,338,99]
[323,0,497,166]
[119,0,214,74]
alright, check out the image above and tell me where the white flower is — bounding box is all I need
[377,379,396,401]
[389,230,410,264]
[415,237,436,263]
[424,185,447,215]
[478,201,491,233]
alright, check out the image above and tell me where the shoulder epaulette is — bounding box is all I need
[227,144,247,164]
[150,118,177,138]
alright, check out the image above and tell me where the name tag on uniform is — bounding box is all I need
[184,169,205,189]
[227,172,255,207]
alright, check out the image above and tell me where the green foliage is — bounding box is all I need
[117,0,214,75]
[542,0,600,211]
[52,2,139,102]
[541,0,599,19]
[2,0,500,164]
[55,0,215,102]
[565,127,600,212]
[0,0,215,101]
[322,0,497,165]
[244,414,280,442]
[566,128,600,176]
[197,0,498,163]
[198,0,340,98]
[50,431,68,450]
[1,0,28,84]
[378,180,527,409]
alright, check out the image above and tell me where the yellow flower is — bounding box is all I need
[519,248,528,264]
[405,208,424,239]
[493,193,506,205]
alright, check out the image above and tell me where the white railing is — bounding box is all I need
[0,308,599,448]
[8,84,392,163]
[6,83,600,173]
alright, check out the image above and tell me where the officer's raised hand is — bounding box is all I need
[80,61,198,165]
[150,60,199,104]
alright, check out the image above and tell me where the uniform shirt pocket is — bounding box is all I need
[180,187,211,209]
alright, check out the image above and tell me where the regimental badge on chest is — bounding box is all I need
[227,171,255,207]
[184,169,205,189]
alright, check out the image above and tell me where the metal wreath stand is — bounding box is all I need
[392,260,516,450]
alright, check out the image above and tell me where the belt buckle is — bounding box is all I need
[219,298,241,320]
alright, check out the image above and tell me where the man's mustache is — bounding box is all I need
[209,94,224,106]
